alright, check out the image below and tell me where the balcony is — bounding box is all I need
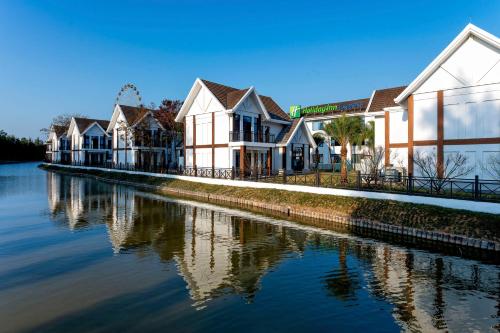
[229,131,275,143]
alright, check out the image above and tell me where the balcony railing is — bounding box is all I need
[229,131,275,143]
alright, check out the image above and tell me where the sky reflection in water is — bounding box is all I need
[0,163,498,333]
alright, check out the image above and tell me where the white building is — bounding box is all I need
[45,125,70,163]
[383,23,500,179]
[175,79,316,176]
[303,24,500,179]
[107,104,178,168]
[67,117,112,165]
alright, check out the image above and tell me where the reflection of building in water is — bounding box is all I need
[46,172,113,230]
[175,207,307,306]
[368,245,499,332]
[108,185,136,253]
[46,174,499,327]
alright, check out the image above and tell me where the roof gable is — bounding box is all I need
[367,86,407,112]
[395,24,500,103]
[176,78,290,123]
[277,118,316,148]
[72,117,110,135]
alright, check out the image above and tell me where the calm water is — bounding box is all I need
[0,163,499,333]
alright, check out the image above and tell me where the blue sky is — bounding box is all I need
[1,0,499,138]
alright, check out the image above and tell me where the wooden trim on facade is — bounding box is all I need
[212,112,215,169]
[407,95,414,174]
[239,145,246,179]
[183,118,186,167]
[384,111,390,165]
[185,143,228,149]
[387,138,500,148]
[192,115,196,167]
[444,137,500,145]
[388,143,408,148]
[414,140,438,146]
[267,147,272,175]
[437,90,444,178]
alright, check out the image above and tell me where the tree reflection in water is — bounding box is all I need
[45,171,500,331]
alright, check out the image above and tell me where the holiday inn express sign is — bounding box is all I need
[289,102,365,119]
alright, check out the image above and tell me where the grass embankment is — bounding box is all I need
[40,164,500,241]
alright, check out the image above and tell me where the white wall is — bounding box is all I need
[195,148,212,168]
[214,112,229,144]
[413,93,437,141]
[374,116,385,148]
[389,108,408,144]
[195,113,212,146]
[443,85,500,140]
[214,147,230,168]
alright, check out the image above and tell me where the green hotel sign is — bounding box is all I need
[289,102,364,119]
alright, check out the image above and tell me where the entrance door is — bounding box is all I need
[292,146,304,171]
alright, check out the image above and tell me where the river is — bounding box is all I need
[0,163,498,332]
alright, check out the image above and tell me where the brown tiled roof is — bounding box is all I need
[301,98,370,118]
[367,86,407,112]
[119,105,155,126]
[276,118,301,144]
[227,89,250,109]
[259,95,289,121]
[52,125,68,138]
[201,79,289,122]
[74,117,110,134]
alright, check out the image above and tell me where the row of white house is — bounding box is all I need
[48,23,499,179]
[46,105,181,168]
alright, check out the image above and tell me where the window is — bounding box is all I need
[312,121,324,131]
[233,114,240,132]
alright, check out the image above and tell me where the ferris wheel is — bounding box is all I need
[115,83,142,108]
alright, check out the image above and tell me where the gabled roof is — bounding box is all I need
[199,79,289,121]
[73,117,110,135]
[395,23,500,104]
[366,86,407,112]
[259,95,290,121]
[118,105,155,127]
[276,118,316,148]
[52,125,68,138]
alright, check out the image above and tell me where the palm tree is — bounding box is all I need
[323,114,364,183]
[362,120,375,151]
[312,133,325,169]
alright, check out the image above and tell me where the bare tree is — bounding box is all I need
[359,146,385,185]
[413,150,474,193]
[480,154,500,180]
[133,112,161,170]
[41,113,87,137]
[156,99,183,167]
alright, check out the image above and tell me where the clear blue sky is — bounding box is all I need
[1,0,499,138]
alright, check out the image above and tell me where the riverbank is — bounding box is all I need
[40,164,500,249]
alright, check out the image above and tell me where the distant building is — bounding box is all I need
[67,117,111,165]
[107,104,179,168]
[46,125,70,163]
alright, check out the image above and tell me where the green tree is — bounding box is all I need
[312,133,325,169]
[323,114,364,183]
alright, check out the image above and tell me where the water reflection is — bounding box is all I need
[43,171,500,331]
